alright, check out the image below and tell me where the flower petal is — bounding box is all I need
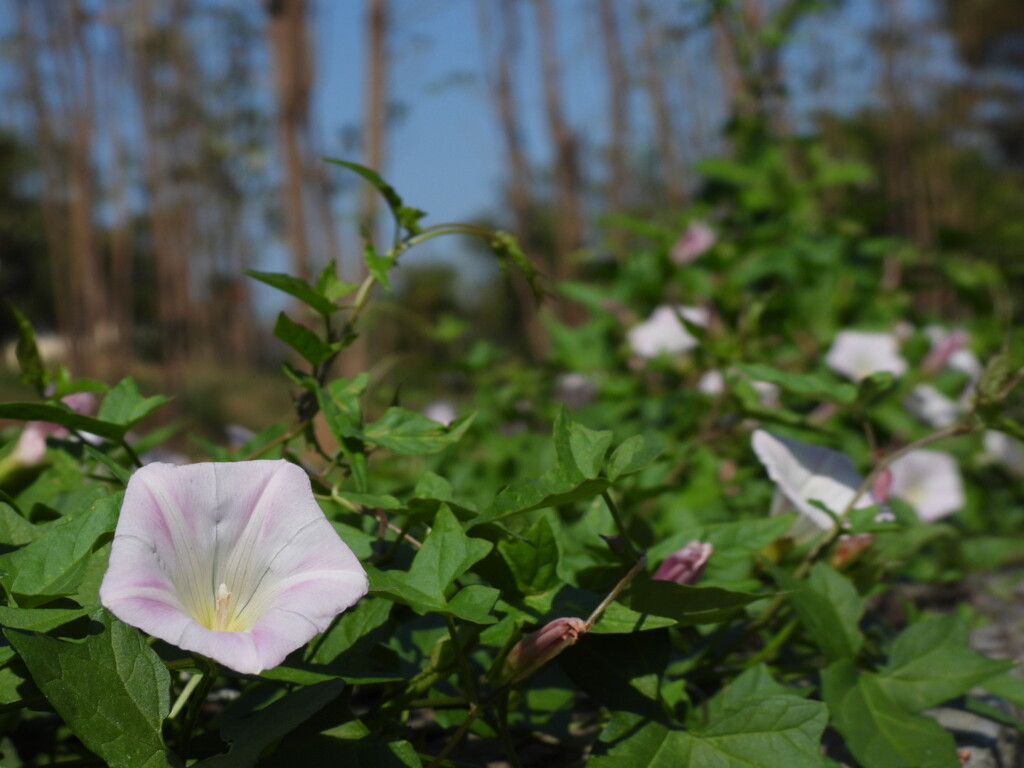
[752,430,875,542]
[101,460,368,674]
[888,450,964,522]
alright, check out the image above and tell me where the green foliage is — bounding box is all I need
[0,156,1020,768]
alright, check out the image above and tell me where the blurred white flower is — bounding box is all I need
[423,400,458,427]
[888,450,964,522]
[752,430,878,544]
[905,384,962,428]
[698,369,779,407]
[554,373,596,410]
[983,430,1024,476]
[671,220,716,264]
[825,331,907,382]
[627,305,708,359]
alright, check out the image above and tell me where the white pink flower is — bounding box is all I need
[752,430,878,543]
[888,450,965,522]
[100,460,368,675]
[825,331,907,382]
[627,305,708,359]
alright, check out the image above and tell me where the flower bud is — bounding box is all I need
[503,617,587,681]
[652,541,713,586]
[922,331,966,375]
[871,467,893,504]
[829,533,874,569]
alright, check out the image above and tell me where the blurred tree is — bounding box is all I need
[0,132,50,340]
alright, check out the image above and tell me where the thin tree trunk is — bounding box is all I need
[361,0,387,235]
[533,0,583,289]
[267,0,313,284]
[478,0,546,358]
[15,3,72,349]
[599,0,630,219]
[638,3,687,207]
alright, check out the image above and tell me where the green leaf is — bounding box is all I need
[822,659,960,768]
[857,371,897,404]
[498,516,561,595]
[325,159,406,222]
[621,577,763,626]
[568,421,614,479]
[480,468,610,525]
[784,562,865,662]
[0,492,120,605]
[0,403,126,442]
[590,696,828,768]
[518,584,675,634]
[244,269,339,316]
[362,408,474,455]
[445,585,501,624]
[708,664,801,718]
[737,363,856,404]
[606,435,664,482]
[196,680,345,767]
[560,631,669,718]
[982,672,1024,707]
[314,261,359,302]
[97,378,172,429]
[10,305,47,393]
[0,605,88,632]
[5,610,175,768]
[0,502,40,546]
[877,615,1015,711]
[274,312,339,366]
[363,242,396,290]
[367,506,495,622]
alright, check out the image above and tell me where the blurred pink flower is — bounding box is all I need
[15,392,98,466]
[825,330,907,382]
[923,325,981,380]
[100,460,368,675]
[653,541,713,585]
[671,220,716,264]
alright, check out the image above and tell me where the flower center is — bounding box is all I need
[201,582,252,633]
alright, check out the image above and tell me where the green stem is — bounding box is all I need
[445,616,480,705]
[497,690,523,768]
[178,658,218,762]
[601,491,641,560]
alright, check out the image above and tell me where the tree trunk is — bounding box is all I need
[267,0,314,284]
[599,0,630,221]
[533,0,583,291]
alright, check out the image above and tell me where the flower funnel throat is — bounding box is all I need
[100,460,368,674]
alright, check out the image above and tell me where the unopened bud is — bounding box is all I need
[872,467,893,503]
[829,533,874,569]
[503,617,587,681]
[922,331,966,375]
[652,541,713,586]
[599,534,629,557]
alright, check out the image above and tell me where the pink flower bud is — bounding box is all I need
[871,467,893,504]
[652,541,713,585]
[922,331,967,375]
[671,220,716,264]
[503,617,587,680]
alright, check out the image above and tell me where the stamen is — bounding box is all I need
[214,583,233,630]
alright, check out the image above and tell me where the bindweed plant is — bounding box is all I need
[0,159,1022,768]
